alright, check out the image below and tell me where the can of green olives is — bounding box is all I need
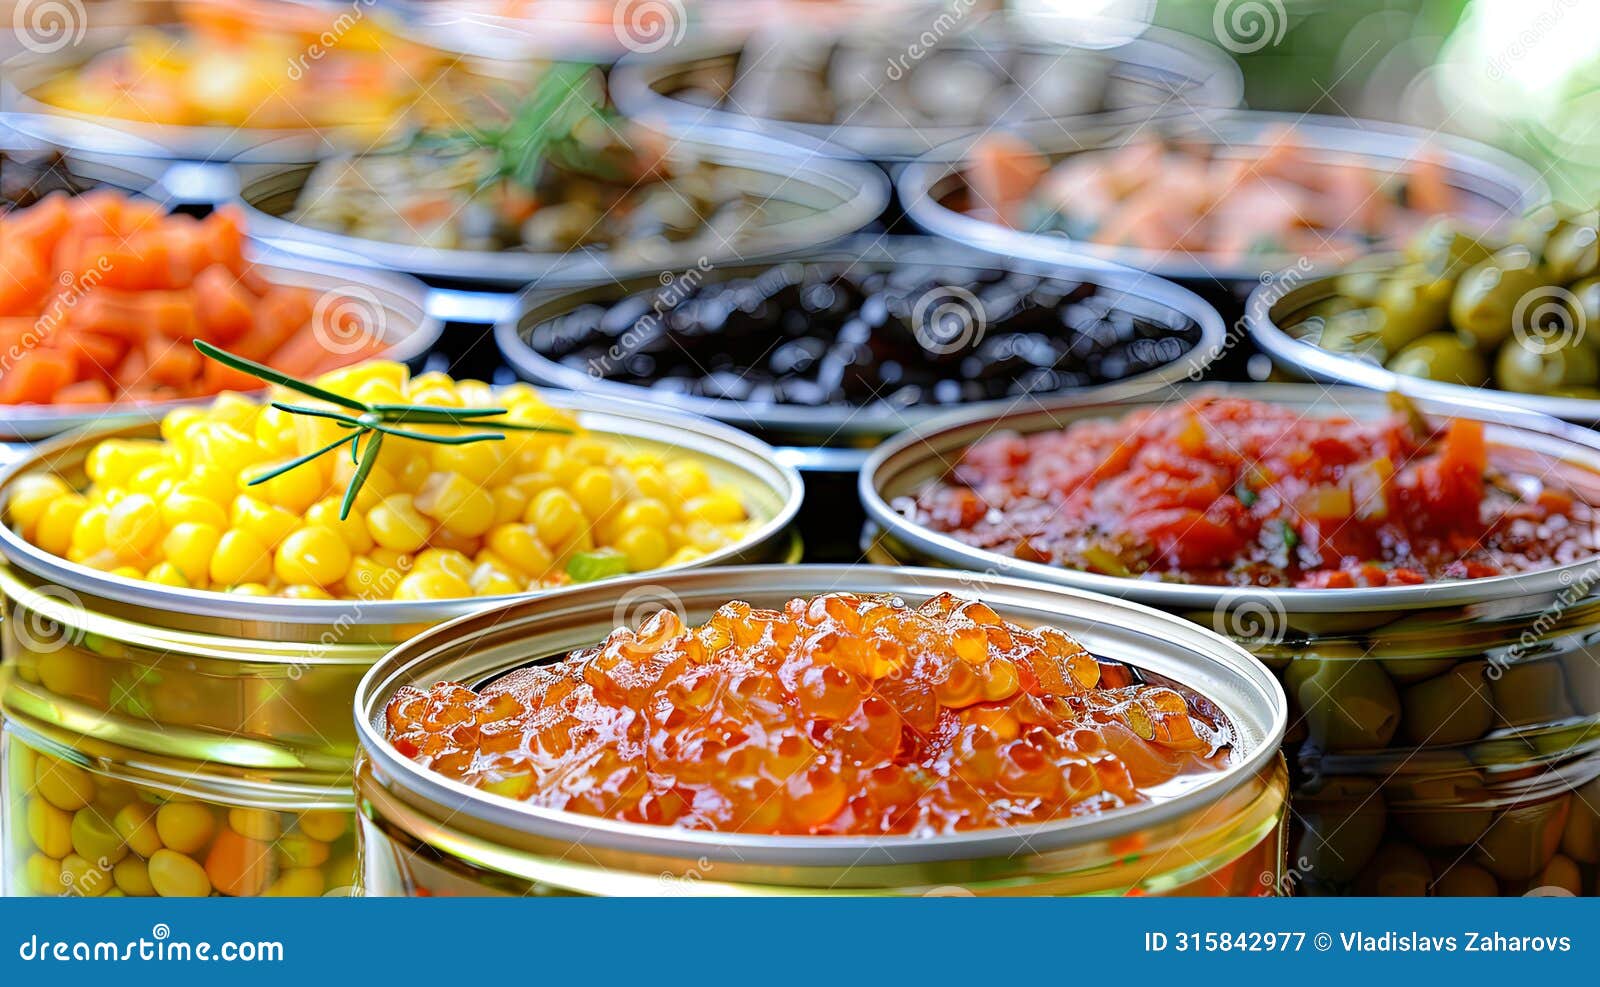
[861,384,1600,893]
[353,565,1288,896]
[0,396,803,896]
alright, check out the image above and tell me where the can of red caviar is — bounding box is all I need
[860,383,1600,893]
[352,564,1288,896]
[0,395,803,897]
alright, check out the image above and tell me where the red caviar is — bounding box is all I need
[899,398,1599,587]
[384,592,1231,835]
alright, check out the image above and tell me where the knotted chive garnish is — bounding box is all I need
[194,340,572,520]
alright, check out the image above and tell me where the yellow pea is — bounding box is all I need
[276,834,330,868]
[114,802,163,858]
[35,755,95,811]
[24,853,62,895]
[227,807,281,842]
[265,867,327,897]
[59,854,110,896]
[28,798,73,858]
[147,849,211,897]
[297,810,348,843]
[155,802,217,855]
[71,808,129,865]
[113,857,157,896]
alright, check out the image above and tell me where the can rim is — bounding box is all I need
[352,564,1287,866]
[1246,255,1600,424]
[608,21,1244,163]
[232,125,891,290]
[858,382,1600,614]
[897,110,1548,285]
[492,235,1228,437]
[0,392,803,626]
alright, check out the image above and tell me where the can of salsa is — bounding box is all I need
[861,383,1600,894]
[353,565,1288,896]
[0,394,803,897]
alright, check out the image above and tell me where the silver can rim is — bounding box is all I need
[897,109,1548,284]
[858,382,1600,614]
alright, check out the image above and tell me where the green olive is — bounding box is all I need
[1400,660,1494,746]
[1567,276,1600,335]
[1406,217,1496,277]
[1293,776,1387,883]
[1542,210,1600,282]
[1494,333,1600,394]
[1490,660,1576,729]
[1310,307,1385,358]
[1450,246,1543,349]
[1336,269,1387,306]
[1376,270,1453,352]
[1473,796,1570,880]
[1354,842,1432,896]
[1387,332,1489,386]
[1284,658,1401,752]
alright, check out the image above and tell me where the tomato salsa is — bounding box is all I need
[898,398,1599,588]
[384,593,1231,835]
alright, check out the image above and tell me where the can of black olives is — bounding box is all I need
[861,383,1600,895]
[494,237,1225,557]
[353,565,1289,896]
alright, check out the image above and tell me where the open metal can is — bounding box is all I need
[860,384,1600,893]
[0,395,802,897]
[353,565,1288,896]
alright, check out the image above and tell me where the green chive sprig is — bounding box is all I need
[194,340,571,520]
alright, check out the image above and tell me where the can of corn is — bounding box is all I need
[0,393,803,896]
[353,565,1288,896]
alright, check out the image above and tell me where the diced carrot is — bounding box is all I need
[192,264,253,342]
[200,206,247,275]
[202,360,262,393]
[143,292,201,339]
[0,351,74,404]
[1408,151,1456,215]
[144,338,203,388]
[71,291,148,342]
[114,346,150,392]
[60,331,128,377]
[68,189,125,237]
[54,379,113,404]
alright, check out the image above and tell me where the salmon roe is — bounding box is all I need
[900,397,1600,587]
[384,592,1231,835]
